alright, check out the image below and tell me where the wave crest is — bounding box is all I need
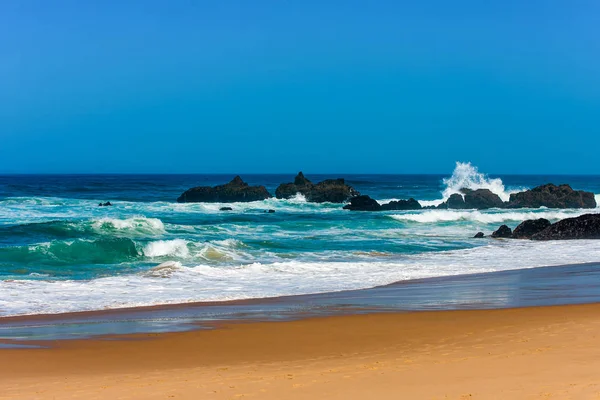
[442,162,521,202]
[91,217,165,235]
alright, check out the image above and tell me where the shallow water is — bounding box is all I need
[2,262,600,341]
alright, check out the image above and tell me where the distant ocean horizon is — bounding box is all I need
[1,162,600,317]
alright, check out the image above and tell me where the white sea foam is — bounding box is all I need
[144,239,190,258]
[390,209,597,224]
[596,194,600,208]
[418,199,445,208]
[92,217,165,235]
[143,261,184,278]
[441,162,523,202]
[3,239,600,316]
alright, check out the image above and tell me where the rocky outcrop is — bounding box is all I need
[381,198,422,211]
[219,207,233,211]
[506,184,596,209]
[343,195,422,211]
[462,189,504,209]
[473,232,485,238]
[442,194,468,209]
[177,176,272,203]
[512,218,551,239]
[531,214,600,240]
[491,225,512,238]
[98,201,112,207]
[343,195,381,211]
[276,172,360,203]
[438,189,503,210]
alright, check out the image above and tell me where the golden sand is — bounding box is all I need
[2,304,600,399]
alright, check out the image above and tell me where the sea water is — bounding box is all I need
[1,162,599,316]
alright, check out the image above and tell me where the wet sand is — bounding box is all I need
[2,304,600,399]
[2,263,600,399]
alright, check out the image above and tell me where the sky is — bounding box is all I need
[0,0,599,174]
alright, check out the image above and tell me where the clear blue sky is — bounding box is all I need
[1,0,599,174]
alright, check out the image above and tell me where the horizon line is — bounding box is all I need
[1,172,600,177]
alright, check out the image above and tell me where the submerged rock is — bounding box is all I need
[98,201,112,207]
[473,232,485,238]
[506,184,596,209]
[343,196,422,211]
[491,225,512,238]
[219,207,233,211]
[512,218,551,239]
[276,172,360,203]
[532,214,600,240]
[265,209,275,213]
[177,176,272,203]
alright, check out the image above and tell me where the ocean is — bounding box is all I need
[1,162,600,317]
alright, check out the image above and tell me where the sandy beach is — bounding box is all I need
[2,303,600,399]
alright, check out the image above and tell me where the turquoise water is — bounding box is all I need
[1,163,600,316]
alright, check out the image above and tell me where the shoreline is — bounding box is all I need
[2,304,600,399]
[3,261,600,343]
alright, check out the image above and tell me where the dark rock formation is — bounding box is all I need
[438,189,503,210]
[532,214,600,240]
[512,218,551,239]
[506,184,596,209]
[381,198,422,211]
[491,225,512,238]
[343,195,381,211]
[474,232,485,238]
[276,172,360,203]
[219,207,233,211]
[177,176,272,203]
[343,195,422,211]
[441,194,467,209]
[98,201,112,207]
[462,189,504,209]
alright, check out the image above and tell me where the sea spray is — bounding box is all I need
[441,162,522,202]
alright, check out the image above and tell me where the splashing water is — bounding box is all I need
[441,162,517,202]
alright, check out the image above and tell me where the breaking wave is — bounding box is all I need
[390,209,598,224]
[441,162,523,202]
[4,239,600,316]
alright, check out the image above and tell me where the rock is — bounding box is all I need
[343,196,422,211]
[276,172,360,203]
[98,201,112,207]
[177,176,272,203]
[343,195,381,211]
[506,184,596,209]
[438,193,467,209]
[491,224,512,238]
[474,232,485,238]
[380,198,422,211]
[219,207,233,211]
[532,214,600,240]
[512,218,551,239]
[265,209,275,213]
[462,189,504,209]
[438,189,503,209]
